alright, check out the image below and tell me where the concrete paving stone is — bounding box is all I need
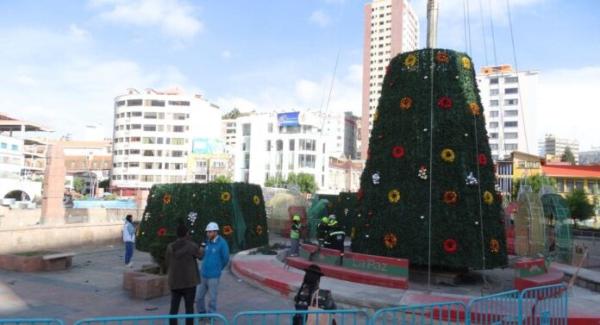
[0,244,293,324]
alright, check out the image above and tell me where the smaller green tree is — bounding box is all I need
[561,146,576,165]
[265,174,287,188]
[512,174,557,198]
[73,178,86,194]
[212,175,232,183]
[293,173,318,193]
[98,179,110,191]
[565,189,595,225]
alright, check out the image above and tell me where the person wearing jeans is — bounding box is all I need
[196,222,230,314]
[122,214,135,267]
[166,223,203,325]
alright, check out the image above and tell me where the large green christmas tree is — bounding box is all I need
[352,49,508,270]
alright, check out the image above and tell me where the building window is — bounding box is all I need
[489,122,499,128]
[116,100,126,107]
[131,124,142,130]
[504,144,518,151]
[131,111,142,117]
[171,138,185,145]
[556,178,564,192]
[299,139,316,151]
[490,111,499,117]
[142,137,156,144]
[172,151,184,157]
[11,144,18,151]
[504,121,518,128]
[575,180,584,191]
[489,133,498,139]
[505,76,518,83]
[490,100,499,107]
[289,139,295,151]
[127,99,142,106]
[143,125,157,131]
[490,78,499,85]
[490,89,499,96]
[298,154,316,168]
[505,88,519,94]
[268,123,273,133]
[168,101,190,106]
[504,110,519,117]
[150,100,165,107]
[266,140,271,151]
[173,125,185,132]
[505,99,519,106]
[242,124,251,136]
[173,113,186,120]
[504,132,518,139]
[565,180,574,192]
[490,144,498,150]
[143,150,154,156]
[144,112,157,119]
[276,140,283,151]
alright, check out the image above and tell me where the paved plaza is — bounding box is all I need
[0,244,292,323]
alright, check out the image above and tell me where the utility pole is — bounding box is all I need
[426,0,439,48]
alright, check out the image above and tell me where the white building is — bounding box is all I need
[477,65,538,161]
[360,0,419,158]
[538,134,580,163]
[111,88,221,195]
[0,135,23,179]
[233,111,358,192]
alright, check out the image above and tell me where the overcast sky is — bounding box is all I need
[0,0,598,150]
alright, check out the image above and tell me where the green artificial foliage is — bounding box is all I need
[335,192,359,235]
[353,49,508,270]
[136,182,269,272]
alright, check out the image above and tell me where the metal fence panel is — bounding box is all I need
[370,302,467,325]
[468,289,520,324]
[519,284,567,325]
[0,319,64,325]
[74,314,228,325]
[233,309,370,325]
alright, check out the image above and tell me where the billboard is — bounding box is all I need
[192,138,224,154]
[277,112,300,127]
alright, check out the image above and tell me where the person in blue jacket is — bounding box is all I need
[196,221,230,314]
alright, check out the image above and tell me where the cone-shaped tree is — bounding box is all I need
[352,49,508,270]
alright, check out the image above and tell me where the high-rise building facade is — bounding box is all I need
[233,110,358,192]
[477,65,538,161]
[538,134,580,163]
[360,0,419,159]
[111,88,221,195]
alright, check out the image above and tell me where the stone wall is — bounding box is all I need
[0,223,123,254]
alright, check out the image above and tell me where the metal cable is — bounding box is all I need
[505,0,530,153]
[488,0,498,65]
[478,0,489,65]
[427,50,436,290]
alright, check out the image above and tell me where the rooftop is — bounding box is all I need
[542,164,600,178]
[0,113,52,132]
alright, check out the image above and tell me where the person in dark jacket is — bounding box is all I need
[317,216,330,248]
[166,223,204,325]
[293,264,336,325]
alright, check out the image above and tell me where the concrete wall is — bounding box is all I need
[0,223,123,254]
[0,207,142,228]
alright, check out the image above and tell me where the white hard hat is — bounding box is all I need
[205,222,219,231]
[328,214,336,220]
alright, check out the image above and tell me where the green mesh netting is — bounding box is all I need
[541,191,573,264]
[515,185,546,257]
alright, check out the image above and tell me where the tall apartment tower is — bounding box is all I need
[360,0,419,159]
[477,65,538,161]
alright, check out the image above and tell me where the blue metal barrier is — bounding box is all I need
[74,314,228,325]
[233,309,369,325]
[518,284,567,325]
[370,302,467,325]
[467,289,520,324]
[0,319,64,325]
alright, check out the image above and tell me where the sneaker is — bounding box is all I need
[126,262,133,268]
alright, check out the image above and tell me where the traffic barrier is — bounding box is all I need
[233,309,369,325]
[74,314,228,325]
[370,302,466,325]
[519,284,568,325]
[0,319,64,325]
[468,289,520,324]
